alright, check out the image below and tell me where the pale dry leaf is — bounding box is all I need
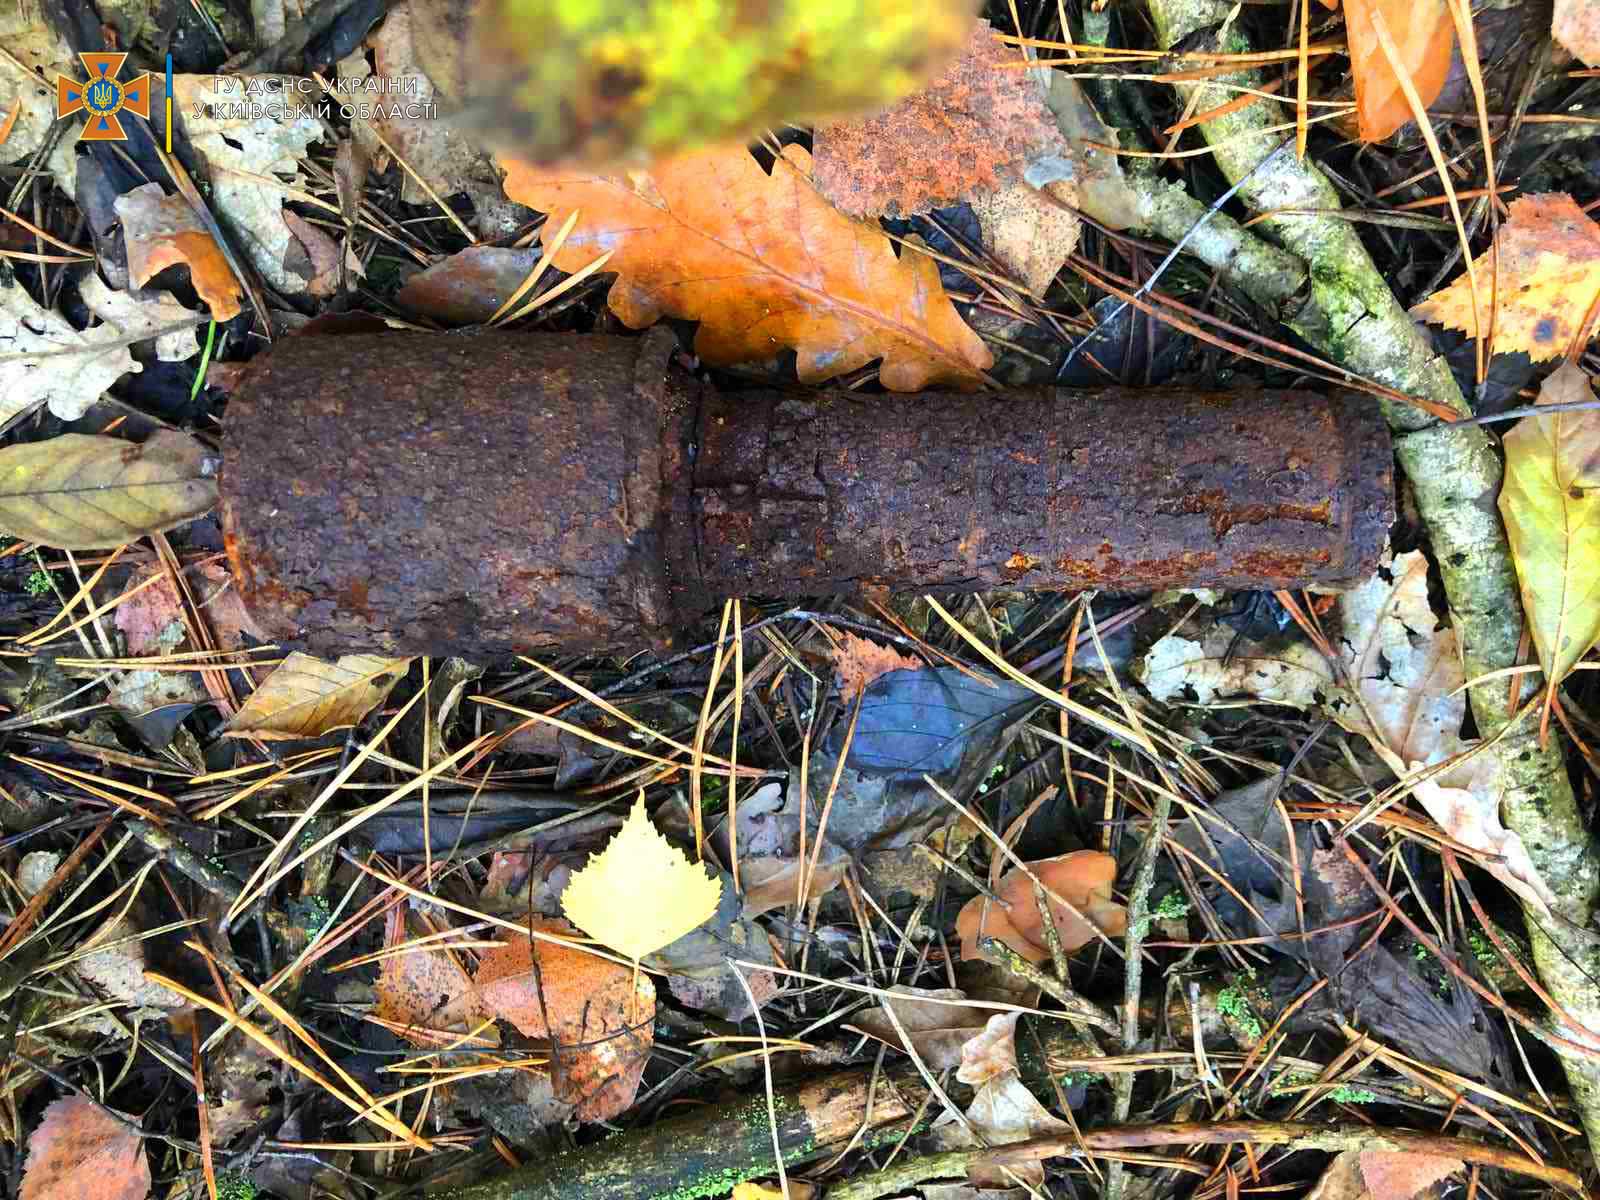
[499,144,993,390]
[844,985,988,1069]
[75,912,186,1014]
[1044,72,1138,232]
[1307,1149,1369,1200]
[21,1095,150,1200]
[1412,194,1600,360]
[113,183,244,322]
[0,431,218,549]
[1331,547,1463,766]
[956,850,1126,964]
[833,632,922,697]
[1499,363,1600,694]
[1329,547,1556,913]
[0,282,139,422]
[76,272,200,363]
[340,3,501,210]
[1137,629,1333,707]
[1342,0,1457,142]
[167,74,324,294]
[18,851,60,897]
[1357,1151,1462,1200]
[0,7,77,196]
[956,1011,1023,1087]
[969,181,1080,297]
[813,20,1077,219]
[474,916,654,1121]
[1407,772,1555,913]
[934,1007,1068,1188]
[1553,0,1600,66]
[106,667,207,723]
[226,652,411,738]
[560,793,722,962]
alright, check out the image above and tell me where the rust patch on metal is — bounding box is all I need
[1155,490,1333,539]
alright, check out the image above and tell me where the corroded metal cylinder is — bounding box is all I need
[221,329,1392,658]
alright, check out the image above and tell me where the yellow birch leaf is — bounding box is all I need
[226,652,412,739]
[0,432,217,549]
[561,793,722,962]
[1498,362,1600,697]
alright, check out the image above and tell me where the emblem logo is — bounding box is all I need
[55,52,152,142]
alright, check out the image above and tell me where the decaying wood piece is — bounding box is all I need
[221,329,1392,658]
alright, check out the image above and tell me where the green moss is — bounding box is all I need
[1217,982,1263,1040]
[23,570,53,596]
[286,895,333,935]
[216,1173,256,1200]
[1329,1085,1379,1104]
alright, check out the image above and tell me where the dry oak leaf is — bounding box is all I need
[1500,363,1600,698]
[833,632,922,697]
[76,272,201,363]
[1342,0,1456,143]
[1412,193,1600,360]
[0,432,218,550]
[1554,0,1600,66]
[21,1095,150,1200]
[560,793,723,962]
[372,908,495,1047]
[474,917,655,1122]
[498,144,992,390]
[225,652,411,739]
[956,850,1126,964]
[0,282,139,424]
[113,183,243,322]
[812,20,1076,220]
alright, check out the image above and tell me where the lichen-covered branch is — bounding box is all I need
[1140,0,1600,1160]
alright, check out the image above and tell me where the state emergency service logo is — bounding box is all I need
[55,52,152,142]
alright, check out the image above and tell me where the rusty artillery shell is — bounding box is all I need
[221,330,1392,659]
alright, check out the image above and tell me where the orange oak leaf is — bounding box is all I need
[474,917,655,1122]
[113,182,243,322]
[498,144,992,391]
[956,850,1126,963]
[1412,193,1600,360]
[812,20,1072,220]
[833,632,922,697]
[21,1095,150,1200]
[1343,0,1456,142]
